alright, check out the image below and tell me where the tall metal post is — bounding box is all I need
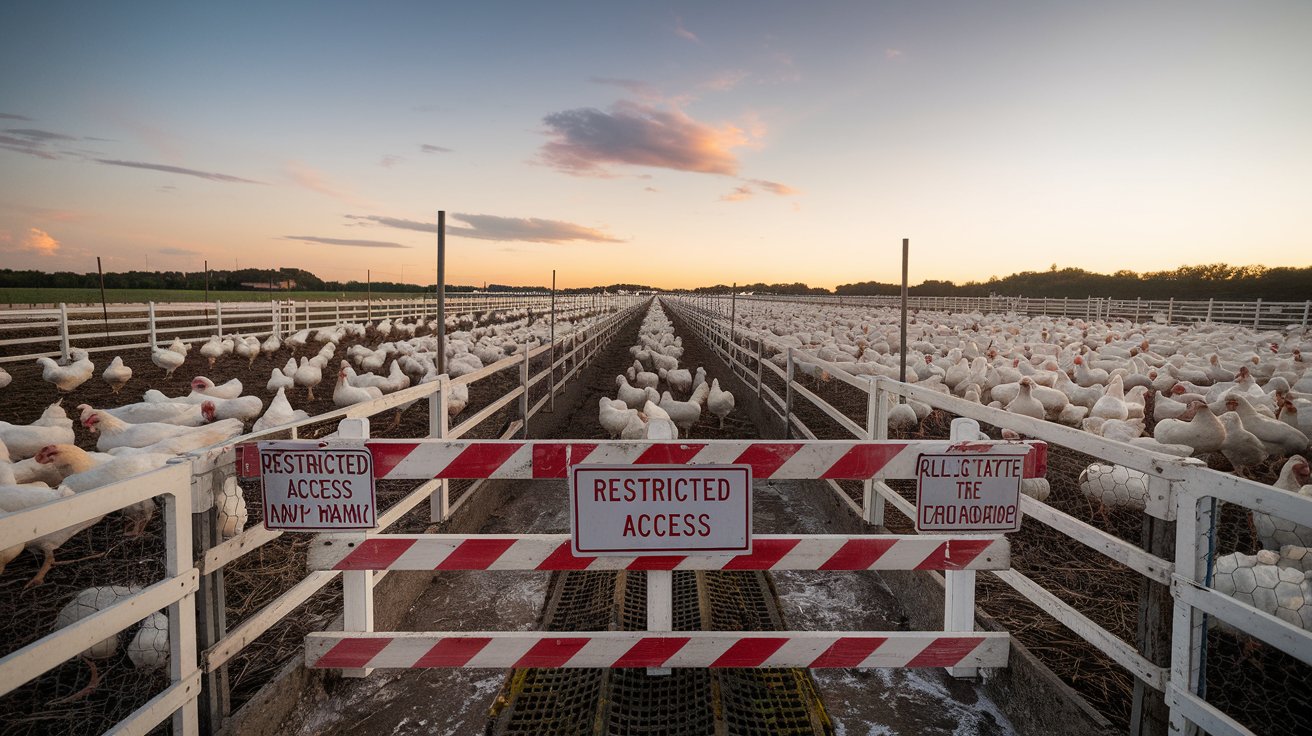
[204,259,210,324]
[58,302,70,362]
[367,270,372,320]
[549,269,556,412]
[148,301,158,347]
[899,238,909,383]
[437,210,446,376]
[97,257,110,339]
[730,282,737,354]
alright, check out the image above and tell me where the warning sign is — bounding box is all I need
[570,464,752,556]
[259,442,377,531]
[915,452,1024,533]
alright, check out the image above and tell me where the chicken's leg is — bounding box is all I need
[50,657,102,704]
[23,549,55,590]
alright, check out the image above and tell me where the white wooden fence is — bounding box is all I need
[0,296,648,734]
[664,294,1312,736]
[683,293,1312,330]
[0,292,628,364]
[0,461,201,735]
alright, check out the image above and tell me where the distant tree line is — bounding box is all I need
[0,268,551,294]
[835,264,1312,301]
[3,263,1308,300]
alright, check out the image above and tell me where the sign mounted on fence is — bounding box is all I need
[915,452,1025,533]
[259,441,377,531]
[570,464,751,556]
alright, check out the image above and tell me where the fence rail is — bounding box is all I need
[681,292,1312,330]
[0,292,631,363]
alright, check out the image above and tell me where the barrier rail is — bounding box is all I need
[663,294,1312,736]
[303,435,1033,676]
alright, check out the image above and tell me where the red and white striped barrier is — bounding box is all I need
[305,631,1010,670]
[350,439,1046,481]
[310,533,1009,572]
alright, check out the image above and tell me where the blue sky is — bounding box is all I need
[1,1,1309,288]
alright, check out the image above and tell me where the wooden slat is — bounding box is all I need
[1020,495,1173,584]
[0,570,199,696]
[204,570,338,671]
[1171,576,1312,668]
[0,462,189,546]
[790,379,867,438]
[994,568,1166,689]
[104,668,203,736]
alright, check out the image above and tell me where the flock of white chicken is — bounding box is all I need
[723,300,1312,629]
[600,303,734,439]
[1,305,618,694]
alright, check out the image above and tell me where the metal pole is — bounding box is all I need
[730,282,737,352]
[549,269,556,412]
[97,256,110,340]
[367,270,372,320]
[1253,298,1262,329]
[437,210,446,376]
[204,259,210,324]
[899,238,909,383]
[148,301,157,348]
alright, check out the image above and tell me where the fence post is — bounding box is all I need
[1253,298,1262,328]
[429,376,450,522]
[863,377,887,527]
[58,302,70,362]
[1303,300,1310,328]
[271,300,279,338]
[755,340,764,398]
[193,469,231,733]
[944,418,980,679]
[520,346,530,439]
[338,417,375,677]
[335,299,341,326]
[1129,510,1174,736]
[1135,297,1142,324]
[215,300,224,338]
[1205,298,1213,323]
[1166,298,1174,324]
[162,460,199,735]
[148,301,158,347]
[784,348,795,439]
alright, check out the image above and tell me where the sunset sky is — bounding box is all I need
[1,2,1309,290]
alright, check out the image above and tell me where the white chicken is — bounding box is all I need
[82,407,230,452]
[0,481,86,588]
[38,444,172,536]
[0,401,76,459]
[151,346,186,377]
[600,397,640,439]
[266,366,294,394]
[251,387,310,433]
[78,400,208,427]
[659,391,701,437]
[0,366,10,389]
[1253,456,1312,550]
[102,356,132,393]
[294,357,324,401]
[333,364,382,407]
[191,376,243,399]
[36,352,94,392]
[1153,401,1226,455]
[199,336,226,368]
[707,379,735,429]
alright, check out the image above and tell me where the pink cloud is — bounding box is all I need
[540,101,753,176]
[674,16,701,44]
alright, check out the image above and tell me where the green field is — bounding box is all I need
[0,288,434,306]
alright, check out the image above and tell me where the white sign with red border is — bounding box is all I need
[915,451,1025,533]
[259,441,377,531]
[570,464,752,556]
